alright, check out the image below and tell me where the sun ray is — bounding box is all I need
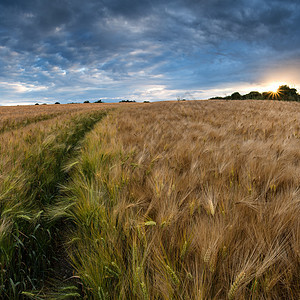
[264,82,283,99]
[268,89,282,99]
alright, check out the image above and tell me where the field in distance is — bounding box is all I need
[0,100,299,299]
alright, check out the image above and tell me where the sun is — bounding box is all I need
[264,82,283,99]
[265,82,281,93]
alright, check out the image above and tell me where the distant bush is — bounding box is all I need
[119,100,136,103]
[55,102,60,104]
[35,103,39,105]
[143,101,150,103]
[83,100,90,103]
[94,100,103,103]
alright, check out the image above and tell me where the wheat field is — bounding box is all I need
[0,100,300,299]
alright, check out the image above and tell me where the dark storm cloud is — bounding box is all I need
[0,0,300,104]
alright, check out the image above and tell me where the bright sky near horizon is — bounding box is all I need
[0,0,300,105]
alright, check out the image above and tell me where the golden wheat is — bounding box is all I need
[61,100,300,299]
[1,100,300,298]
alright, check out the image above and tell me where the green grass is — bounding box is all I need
[0,110,107,298]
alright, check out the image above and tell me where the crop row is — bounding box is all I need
[0,108,108,298]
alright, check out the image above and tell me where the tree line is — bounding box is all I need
[211,85,300,101]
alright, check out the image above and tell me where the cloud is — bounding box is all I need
[0,0,300,104]
[0,81,49,93]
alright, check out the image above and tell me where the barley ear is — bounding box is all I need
[228,271,246,300]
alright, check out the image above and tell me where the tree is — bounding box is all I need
[262,92,270,100]
[209,85,299,102]
[231,92,242,100]
[244,91,262,100]
[277,85,298,101]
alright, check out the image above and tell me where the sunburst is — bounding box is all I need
[265,82,283,99]
[268,89,282,99]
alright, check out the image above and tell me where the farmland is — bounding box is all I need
[0,100,300,299]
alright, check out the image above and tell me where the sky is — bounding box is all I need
[1,0,300,105]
